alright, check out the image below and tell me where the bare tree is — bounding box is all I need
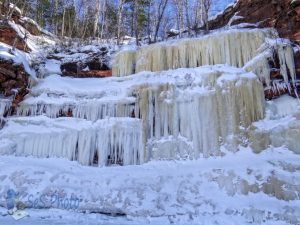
[117,0,126,45]
[172,0,184,37]
[153,0,169,42]
[201,0,212,32]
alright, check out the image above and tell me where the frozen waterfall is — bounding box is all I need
[9,65,265,161]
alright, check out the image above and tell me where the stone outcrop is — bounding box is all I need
[208,0,300,41]
[52,45,112,78]
[0,22,28,51]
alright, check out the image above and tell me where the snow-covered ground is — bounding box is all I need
[0,146,299,225]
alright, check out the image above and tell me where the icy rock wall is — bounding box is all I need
[113,29,271,77]
[133,70,265,158]
[0,117,144,166]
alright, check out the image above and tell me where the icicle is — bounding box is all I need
[96,118,144,166]
[17,100,135,121]
[134,68,265,159]
[0,98,12,117]
[277,43,297,93]
[0,116,144,167]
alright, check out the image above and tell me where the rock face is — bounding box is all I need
[209,0,300,41]
[0,23,28,51]
[0,60,29,113]
[52,45,113,78]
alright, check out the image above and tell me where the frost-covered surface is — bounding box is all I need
[0,147,299,224]
[16,65,265,159]
[0,116,143,166]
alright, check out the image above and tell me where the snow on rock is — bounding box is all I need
[17,65,264,159]
[0,147,299,224]
[0,116,144,167]
[0,42,36,79]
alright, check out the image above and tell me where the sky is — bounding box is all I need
[210,0,235,16]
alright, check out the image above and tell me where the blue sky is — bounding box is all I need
[210,0,235,16]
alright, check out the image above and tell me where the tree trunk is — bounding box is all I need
[61,7,66,37]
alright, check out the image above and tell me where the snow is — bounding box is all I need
[37,59,62,78]
[0,147,299,224]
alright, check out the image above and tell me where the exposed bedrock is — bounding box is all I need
[208,0,300,41]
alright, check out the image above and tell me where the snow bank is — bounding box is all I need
[0,116,144,166]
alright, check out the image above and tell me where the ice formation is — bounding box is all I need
[14,66,265,160]
[112,29,297,91]
[17,99,136,121]
[113,29,270,76]
[0,116,144,166]
[134,69,264,158]
[112,49,136,77]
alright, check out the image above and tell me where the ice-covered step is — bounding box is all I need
[0,116,144,166]
[16,65,265,158]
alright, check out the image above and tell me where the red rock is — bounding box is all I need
[0,25,28,51]
[208,0,300,41]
